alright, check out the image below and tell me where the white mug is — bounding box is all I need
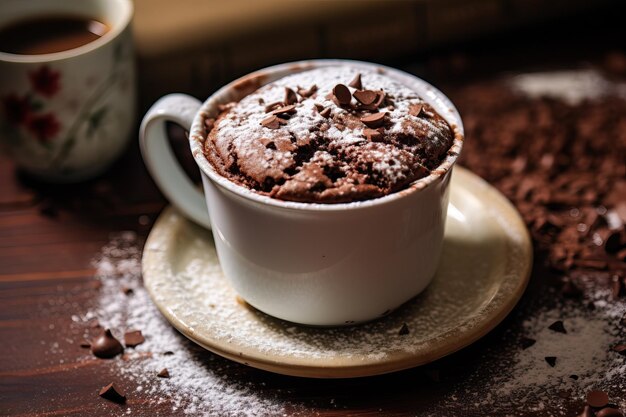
[0,0,135,182]
[140,60,464,326]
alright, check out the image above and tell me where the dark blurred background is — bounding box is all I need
[133,0,626,111]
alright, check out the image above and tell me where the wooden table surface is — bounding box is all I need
[2,16,626,416]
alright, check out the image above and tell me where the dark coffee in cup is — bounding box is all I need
[0,15,109,55]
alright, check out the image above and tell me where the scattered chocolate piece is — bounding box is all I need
[578,406,595,417]
[264,101,283,113]
[409,103,424,117]
[364,128,383,142]
[163,351,174,356]
[91,329,124,359]
[79,340,91,348]
[284,87,298,105]
[398,323,410,335]
[570,374,579,380]
[548,320,567,334]
[545,356,557,367]
[611,344,626,355]
[587,390,610,408]
[597,407,624,417]
[99,383,126,404]
[260,115,286,129]
[332,84,352,106]
[348,73,362,89]
[124,330,145,348]
[297,84,317,98]
[360,112,386,128]
[353,90,377,105]
[520,337,536,349]
[319,107,332,118]
[121,286,133,295]
[270,104,297,118]
[157,368,170,378]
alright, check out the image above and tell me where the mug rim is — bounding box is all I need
[0,0,133,63]
[189,59,464,212]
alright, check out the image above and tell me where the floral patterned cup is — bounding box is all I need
[0,0,135,182]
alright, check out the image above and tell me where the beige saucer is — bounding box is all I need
[142,167,532,378]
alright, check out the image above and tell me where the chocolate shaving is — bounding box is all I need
[99,383,126,404]
[348,73,362,89]
[261,115,286,129]
[332,84,352,106]
[264,101,283,113]
[360,112,386,128]
[545,356,557,367]
[270,104,297,118]
[297,84,318,98]
[124,330,145,348]
[548,320,567,334]
[353,90,377,105]
[284,87,298,105]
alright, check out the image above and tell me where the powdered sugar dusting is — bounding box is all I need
[82,232,294,416]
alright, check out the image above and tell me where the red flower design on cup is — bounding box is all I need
[2,94,32,125]
[29,66,61,98]
[27,113,61,143]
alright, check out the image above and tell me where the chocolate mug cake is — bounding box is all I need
[203,66,455,203]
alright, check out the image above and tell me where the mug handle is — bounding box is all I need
[139,94,211,229]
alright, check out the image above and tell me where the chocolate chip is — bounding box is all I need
[587,390,610,408]
[409,103,424,117]
[348,73,362,89]
[284,87,298,105]
[570,374,579,380]
[364,128,383,142]
[520,337,536,349]
[360,112,386,128]
[597,407,624,417]
[332,84,352,106]
[545,356,557,367]
[99,383,126,404]
[124,330,145,348]
[261,115,286,129]
[353,90,377,106]
[297,84,317,98]
[79,340,91,349]
[121,286,133,295]
[548,320,567,334]
[611,344,626,355]
[319,107,332,118]
[91,329,123,359]
[578,405,595,417]
[270,104,297,118]
[157,368,170,378]
[398,323,410,335]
